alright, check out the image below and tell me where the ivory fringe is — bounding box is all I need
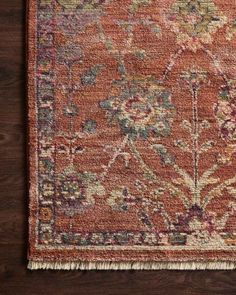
[28,261,236,270]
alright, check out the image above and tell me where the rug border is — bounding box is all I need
[27,0,39,262]
[28,261,236,270]
[27,0,236,270]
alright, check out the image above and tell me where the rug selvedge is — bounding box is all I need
[28,0,236,269]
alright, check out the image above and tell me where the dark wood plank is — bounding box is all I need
[0,1,236,294]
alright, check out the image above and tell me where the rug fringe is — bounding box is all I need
[28,261,236,270]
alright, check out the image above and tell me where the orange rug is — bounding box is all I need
[28,0,236,270]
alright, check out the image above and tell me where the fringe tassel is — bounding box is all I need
[28,261,236,270]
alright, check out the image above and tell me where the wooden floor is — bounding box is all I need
[1,1,236,294]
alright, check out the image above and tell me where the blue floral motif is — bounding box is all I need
[100,77,174,139]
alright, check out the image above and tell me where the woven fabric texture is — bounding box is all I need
[28,0,236,269]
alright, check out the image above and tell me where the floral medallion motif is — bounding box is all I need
[166,0,227,51]
[56,166,105,215]
[100,77,174,139]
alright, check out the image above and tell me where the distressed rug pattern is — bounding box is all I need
[28,0,236,270]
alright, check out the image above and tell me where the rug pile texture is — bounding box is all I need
[28,0,236,270]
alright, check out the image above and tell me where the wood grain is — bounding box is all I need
[0,1,236,294]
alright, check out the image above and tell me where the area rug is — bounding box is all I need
[28,0,236,270]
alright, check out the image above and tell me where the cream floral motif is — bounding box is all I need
[107,187,136,211]
[226,19,236,41]
[166,0,227,52]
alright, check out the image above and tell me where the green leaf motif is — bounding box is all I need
[152,144,175,165]
[129,0,152,13]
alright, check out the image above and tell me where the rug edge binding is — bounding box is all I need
[28,261,236,270]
